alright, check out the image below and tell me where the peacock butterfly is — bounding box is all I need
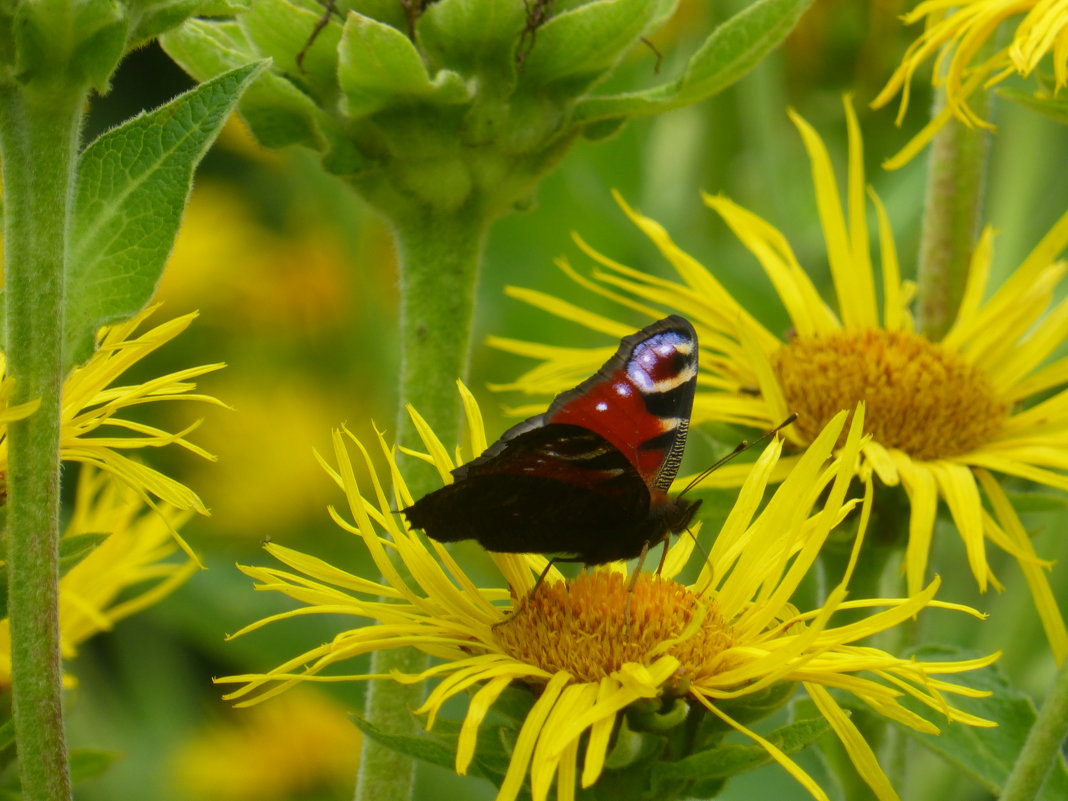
[402,315,702,565]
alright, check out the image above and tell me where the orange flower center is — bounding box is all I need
[772,329,1008,460]
[494,571,734,684]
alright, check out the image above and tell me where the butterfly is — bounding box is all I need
[402,315,702,566]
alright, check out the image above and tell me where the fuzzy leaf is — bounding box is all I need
[651,715,830,790]
[880,646,1068,800]
[64,61,265,370]
[999,87,1068,126]
[520,0,656,93]
[161,21,320,148]
[239,0,341,100]
[348,712,458,770]
[125,0,249,49]
[338,12,469,118]
[574,0,812,122]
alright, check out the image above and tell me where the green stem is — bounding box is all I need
[0,83,85,801]
[1000,657,1068,801]
[353,202,490,801]
[915,88,991,340]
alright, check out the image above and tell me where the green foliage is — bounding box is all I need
[62,61,265,369]
[880,647,1068,800]
[160,0,812,221]
[999,87,1068,127]
[336,13,469,118]
[574,0,813,122]
[650,715,831,799]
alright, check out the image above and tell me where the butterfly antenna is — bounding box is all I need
[678,413,798,498]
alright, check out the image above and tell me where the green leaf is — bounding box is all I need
[14,0,127,91]
[239,0,341,100]
[69,748,119,784]
[1003,489,1068,514]
[161,20,333,151]
[651,715,830,790]
[879,646,1068,801]
[574,0,812,123]
[125,0,249,49]
[348,711,458,771]
[63,60,265,370]
[998,87,1068,126]
[520,0,657,93]
[337,12,470,118]
[417,0,525,87]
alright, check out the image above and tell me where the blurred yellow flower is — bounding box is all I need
[180,377,338,539]
[172,689,360,801]
[0,467,196,685]
[159,181,355,337]
[873,0,1068,166]
[490,100,1068,663]
[221,385,994,801]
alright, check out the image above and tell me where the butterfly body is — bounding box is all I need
[402,316,701,564]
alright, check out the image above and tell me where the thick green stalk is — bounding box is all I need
[0,83,85,801]
[999,657,1068,801]
[915,89,991,339]
[354,202,490,801]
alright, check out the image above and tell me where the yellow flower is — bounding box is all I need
[0,467,196,685]
[489,99,1068,663]
[3,305,226,560]
[872,0,1068,167]
[221,384,994,801]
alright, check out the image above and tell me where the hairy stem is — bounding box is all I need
[354,202,490,801]
[915,90,990,339]
[1000,657,1068,801]
[0,82,85,801]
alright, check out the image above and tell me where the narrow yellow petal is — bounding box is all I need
[697,696,830,801]
[978,470,1068,664]
[807,683,900,801]
[497,672,571,801]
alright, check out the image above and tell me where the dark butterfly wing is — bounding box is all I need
[403,424,654,563]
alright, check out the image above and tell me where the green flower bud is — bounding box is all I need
[161,0,812,221]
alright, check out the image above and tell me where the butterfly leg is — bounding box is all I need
[624,540,654,634]
[492,556,583,629]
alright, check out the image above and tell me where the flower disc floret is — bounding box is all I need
[773,329,1009,460]
[496,572,735,683]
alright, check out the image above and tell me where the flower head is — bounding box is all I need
[0,466,196,686]
[0,305,225,560]
[221,384,995,801]
[872,0,1068,166]
[490,99,1068,663]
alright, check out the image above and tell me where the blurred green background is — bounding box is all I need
[63,2,1068,799]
